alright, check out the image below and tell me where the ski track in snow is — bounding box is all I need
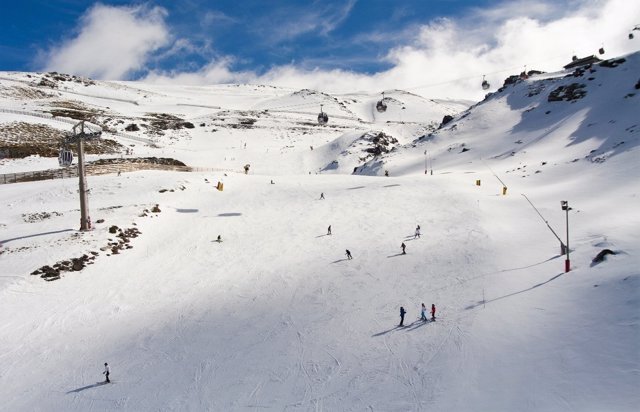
[1,56,640,410]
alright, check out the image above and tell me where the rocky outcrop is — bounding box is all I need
[548,83,587,102]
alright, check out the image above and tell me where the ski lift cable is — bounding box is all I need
[405,52,573,92]
[264,99,333,112]
[258,51,575,110]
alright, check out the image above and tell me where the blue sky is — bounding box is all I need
[1,0,638,99]
[1,0,495,73]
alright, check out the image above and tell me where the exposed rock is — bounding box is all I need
[0,121,122,158]
[439,115,454,129]
[548,83,587,102]
[592,249,616,264]
[599,58,626,68]
[22,211,62,223]
[71,258,85,271]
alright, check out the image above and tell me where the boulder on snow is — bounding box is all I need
[439,115,454,129]
[591,249,616,264]
[71,258,85,271]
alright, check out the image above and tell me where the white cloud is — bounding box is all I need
[143,0,640,101]
[49,0,638,101]
[201,10,237,26]
[144,57,256,85]
[254,0,357,44]
[41,4,170,80]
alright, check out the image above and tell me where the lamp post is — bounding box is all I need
[561,200,571,272]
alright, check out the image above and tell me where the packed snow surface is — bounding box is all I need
[0,53,639,411]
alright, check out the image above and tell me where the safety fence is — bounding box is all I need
[0,163,240,185]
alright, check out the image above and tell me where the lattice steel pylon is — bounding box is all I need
[64,121,102,231]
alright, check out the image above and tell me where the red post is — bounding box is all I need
[565,259,570,272]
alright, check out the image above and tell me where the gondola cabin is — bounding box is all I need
[481,75,490,90]
[58,148,73,167]
[317,105,329,125]
[376,92,387,113]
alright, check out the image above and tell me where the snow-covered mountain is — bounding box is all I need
[0,52,638,411]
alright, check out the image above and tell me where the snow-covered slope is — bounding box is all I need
[0,53,638,411]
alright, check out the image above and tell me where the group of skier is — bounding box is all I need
[399,303,436,326]
[321,193,435,327]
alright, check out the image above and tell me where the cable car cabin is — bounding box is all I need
[317,111,329,125]
[376,100,387,113]
[58,148,73,167]
[599,47,605,55]
[481,76,490,90]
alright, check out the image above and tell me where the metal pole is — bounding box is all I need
[77,136,89,231]
[565,206,570,272]
[522,194,566,254]
[424,151,427,174]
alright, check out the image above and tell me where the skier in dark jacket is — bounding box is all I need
[327,225,332,235]
[345,249,352,260]
[401,242,406,254]
[431,304,436,321]
[399,306,406,326]
[103,363,110,383]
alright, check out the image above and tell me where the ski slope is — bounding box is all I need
[0,53,639,411]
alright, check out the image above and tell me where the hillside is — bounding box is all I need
[0,53,638,411]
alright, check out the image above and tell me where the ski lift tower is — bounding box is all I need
[64,121,102,231]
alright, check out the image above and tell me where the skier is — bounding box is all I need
[420,303,427,321]
[345,249,352,260]
[399,306,406,326]
[327,225,332,235]
[216,235,222,242]
[103,362,110,383]
[320,192,325,200]
[431,304,436,321]
[401,242,406,254]
[415,225,421,239]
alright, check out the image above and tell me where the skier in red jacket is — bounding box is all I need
[431,304,436,321]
